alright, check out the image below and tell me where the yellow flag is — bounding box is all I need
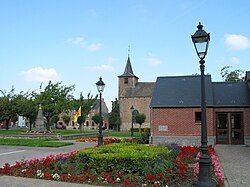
[73,106,81,123]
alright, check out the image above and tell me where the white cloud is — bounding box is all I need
[67,37,102,52]
[21,67,59,82]
[88,64,114,72]
[87,43,102,52]
[106,57,118,64]
[146,53,162,66]
[231,57,240,64]
[67,37,85,45]
[225,34,250,51]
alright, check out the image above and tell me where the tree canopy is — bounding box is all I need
[221,66,244,82]
[109,98,121,131]
[0,81,97,131]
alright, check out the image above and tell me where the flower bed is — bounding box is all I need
[76,137,142,145]
[0,143,224,186]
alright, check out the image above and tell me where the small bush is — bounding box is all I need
[76,143,175,174]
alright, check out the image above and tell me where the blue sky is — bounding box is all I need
[0,0,250,110]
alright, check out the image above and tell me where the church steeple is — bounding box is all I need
[118,55,139,98]
[123,56,134,76]
[119,56,138,78]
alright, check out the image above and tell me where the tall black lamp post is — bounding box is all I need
[130,105,134,136]
[96,77,105,146]
[191,22,215,187]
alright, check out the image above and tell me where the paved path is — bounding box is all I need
[0,141,96,166]
[0,176,102,187]
[215,145,250,187]
[0,141,98,187]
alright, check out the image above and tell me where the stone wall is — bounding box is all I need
[119,97,151,131]
[151,135,216,146]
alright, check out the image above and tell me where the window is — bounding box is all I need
[124,78,128,84]
[86,121,89,126]
[195,112,201,123]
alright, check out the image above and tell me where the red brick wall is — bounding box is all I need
[151,108,215,136]
[151,107,250,137]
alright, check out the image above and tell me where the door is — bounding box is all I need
[216,113,229,144]
[230,113,244,144]
[216,112,244,144]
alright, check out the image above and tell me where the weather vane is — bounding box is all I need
[128,45,131,57]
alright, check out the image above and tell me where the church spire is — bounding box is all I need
[123,56,134,75]
[118,48,138,78]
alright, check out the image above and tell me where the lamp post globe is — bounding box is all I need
[191,22,216,187]
[96,77,105,146]
[130,105,134,136]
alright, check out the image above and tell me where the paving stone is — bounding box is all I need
[215,145,250,187]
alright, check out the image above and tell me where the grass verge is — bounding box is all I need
[0,138,73,147]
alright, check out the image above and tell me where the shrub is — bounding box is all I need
[141,128,150,144]
[76,143,175,174]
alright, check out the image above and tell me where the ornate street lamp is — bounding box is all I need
[96,77,105,146]
[191,22,215,187]
[130,105,134,136]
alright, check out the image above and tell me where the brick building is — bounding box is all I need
[118,56,154,131]
[84,99,110,130]
[150,73,250,146]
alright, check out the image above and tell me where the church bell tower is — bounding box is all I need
[118,56,139,99]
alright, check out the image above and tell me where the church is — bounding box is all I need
[118,56,155,131]
[118,56,250,146]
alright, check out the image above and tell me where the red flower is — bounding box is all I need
[43,158,51,167]
[123,178,131,186]
[77,174,87,183]
[60,174,68,182]
[89,174,97,182]
[44,170,52,179]
[146,174,155,181]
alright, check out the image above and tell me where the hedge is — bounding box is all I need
[76,143,176,174]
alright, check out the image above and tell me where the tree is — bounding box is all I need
[0,87,17,130]
[221,66,244,82]
[70,92,97,132]
[109,98,121,131]
[135,113,146,134]
[35,81,75,131]
[92,114,102,125]
[14,91,38,131]
[62,114,70,125]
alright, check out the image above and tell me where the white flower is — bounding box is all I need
[21,169,27,173]
[52,173,60,180]
[36,170,44,178]
[116,177,121,182]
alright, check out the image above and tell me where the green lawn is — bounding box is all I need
[0,129,142,138]
[107,131,141,137]
[0,129,26,135]
[0,138,73,147]
[0,129,94,135]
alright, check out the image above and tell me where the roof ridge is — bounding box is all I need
[157,75,211,78]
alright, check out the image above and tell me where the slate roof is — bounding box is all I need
[122,82,155,98]
[91,99,109,117]
[150,75,213,108]
[246,71,250,81]
[212,82,250,107]
[150,75,250,108]
[118,57,138,78]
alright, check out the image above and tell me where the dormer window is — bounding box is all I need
[124,78,128,84]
